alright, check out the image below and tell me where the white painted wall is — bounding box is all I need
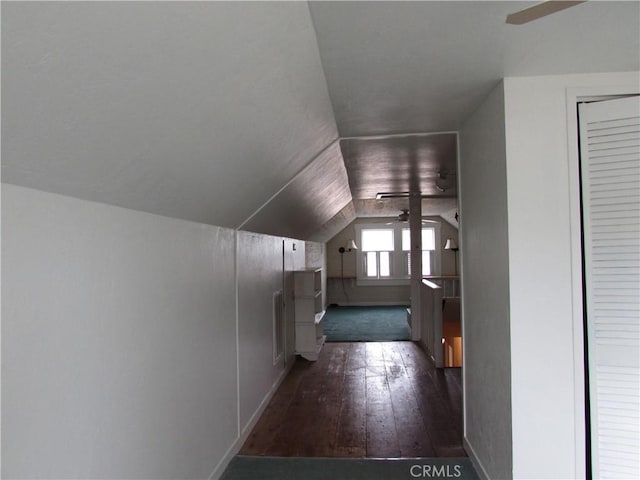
[459,81,512,480]
[1,184,307,479]
[1,184,237,479]
[502,71,640,480]
[237,232,303,433]
[236,231,283,431]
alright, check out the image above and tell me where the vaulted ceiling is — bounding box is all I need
[2,1,639,242]
[2,1,337,229]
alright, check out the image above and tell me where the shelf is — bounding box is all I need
[294,268,325,362]
[294,269,322,297]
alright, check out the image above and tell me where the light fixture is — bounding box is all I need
[398,209,409,222]
[338,239,358,254]
[376,191,409,199]
[444,238,458,251]
[435,172,450,192]
[338,240,358,305]
[444,238,459,276]
[376,191,457,199]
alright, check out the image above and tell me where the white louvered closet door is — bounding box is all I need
[579,96,640,479]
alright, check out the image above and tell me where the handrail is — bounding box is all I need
[421,279,441,289]
[423,275,460,298]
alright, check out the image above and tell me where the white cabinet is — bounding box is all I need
[293,268,325,361]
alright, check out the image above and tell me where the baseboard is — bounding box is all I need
[463,436,491,480]
[208,359,296,480]
[418,338,437,364]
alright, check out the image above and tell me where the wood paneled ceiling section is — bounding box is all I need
[241,142,352,240]
[340,134,457,217]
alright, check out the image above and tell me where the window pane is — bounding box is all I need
[422,228,435,250]
[379,252,390,277]
[402,229,410,251]
[362,229,394,251]
[407,251,432,276]
[422,251,431,276]
[366,251,377,277]
[403,228,436,250]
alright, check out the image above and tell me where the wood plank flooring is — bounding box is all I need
[240,342,465,458]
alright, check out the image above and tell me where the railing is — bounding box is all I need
[420,279,444,368]
[423,275,460,298]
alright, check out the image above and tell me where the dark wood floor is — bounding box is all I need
[240,342,465,458]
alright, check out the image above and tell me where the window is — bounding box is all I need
[361,229,393,278]
[402,228,436,276]
[355,222,441,285]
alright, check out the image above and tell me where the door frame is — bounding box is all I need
[566,85,640,479]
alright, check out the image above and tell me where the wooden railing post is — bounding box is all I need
[420,279,444,368]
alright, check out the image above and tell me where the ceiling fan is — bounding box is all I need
[435,172,456,193]
[506,1,586,25]
[386,209,438,225]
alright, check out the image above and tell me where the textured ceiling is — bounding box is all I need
[2,1,639,242]
[353,197,458,218]
[241,141,352,240]
[307,201,357,243]
[333,133,458,221]
[341,134,457,198]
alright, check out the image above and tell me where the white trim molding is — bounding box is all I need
[463,437,490,480]
[208,359,296,480]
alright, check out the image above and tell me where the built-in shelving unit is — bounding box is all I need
[293,268,325,361]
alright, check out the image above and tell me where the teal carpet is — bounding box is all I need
[323,306,410,342]
[221,456,479,480]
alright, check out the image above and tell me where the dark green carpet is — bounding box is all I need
[323,306,410,342]
[221,456,479,480]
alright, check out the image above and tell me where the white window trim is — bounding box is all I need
[355,222,441,286]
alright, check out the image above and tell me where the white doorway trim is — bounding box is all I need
[565,84,640,479]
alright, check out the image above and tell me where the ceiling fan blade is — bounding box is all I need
[506,1,586,25]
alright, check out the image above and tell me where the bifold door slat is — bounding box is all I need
[580,96,640,479]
